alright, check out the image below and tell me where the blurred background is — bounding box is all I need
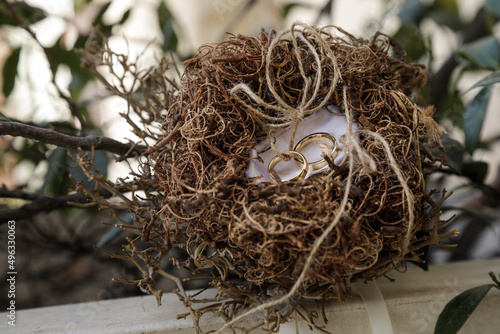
[0,0,499,310]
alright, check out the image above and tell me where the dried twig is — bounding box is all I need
[0,186,114,223]
[0,121,141,157]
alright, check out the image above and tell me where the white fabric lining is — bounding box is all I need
[245,105,358,182]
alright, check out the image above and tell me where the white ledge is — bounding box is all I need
[2,258,499,333]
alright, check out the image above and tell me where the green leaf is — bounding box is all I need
[392,24,427,61]
[96,212,133,247]
[449,63,468,95]
[47,42,94,99]
[0,13,17,27]
[41,148,109,195]
[428,9,464,30]
[458,36,500,69]
[428,0,463,30]
[464,86,492,154]
[16,138,48,164]
[0,3,47,26]
[161,17,178,51]
[398,0,427,25]
[92,2,130,34]
[162,17,179,51]
[48,44,85,76]
[463,71,500,95]
[74,0,91,12]
[434,284,494,334]
[461,160,488,183]
[0,112,11,121]
[92,2,112,28]
[118,9,131,25]
[434,90,464,126]
[434,0,458,13]
[46,121,78,134]
[489,272,500,288]
[2,48,21,97]
[485,0,500,17]
[96,225,124,248]
[158,2,177,51]
[41,146,70,195]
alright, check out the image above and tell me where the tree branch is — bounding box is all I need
[0,121,141,156]
[0,186,113,223]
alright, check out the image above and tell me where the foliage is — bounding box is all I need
[394,0,500,263]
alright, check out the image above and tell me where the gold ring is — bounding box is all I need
[268,151,308,182]
[294,132,337,172]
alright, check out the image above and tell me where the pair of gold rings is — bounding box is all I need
[268,132,338,182]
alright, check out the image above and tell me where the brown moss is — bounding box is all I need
[141,24,437,297]
[80,24,455,333]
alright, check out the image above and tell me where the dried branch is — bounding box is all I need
[0,120,141,157]
[0,186,114,223]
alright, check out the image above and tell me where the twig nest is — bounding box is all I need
[146,23,438,302]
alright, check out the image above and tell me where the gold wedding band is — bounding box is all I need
[268,151,308,182]
[294,132,337,172]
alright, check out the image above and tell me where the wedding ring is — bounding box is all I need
[294,132,337,172]
[268,151,308,182]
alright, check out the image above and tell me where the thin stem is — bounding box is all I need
[0,185,114,223]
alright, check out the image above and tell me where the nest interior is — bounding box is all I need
[139,24,442,304]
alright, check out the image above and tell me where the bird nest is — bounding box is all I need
[80,23,455,333]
